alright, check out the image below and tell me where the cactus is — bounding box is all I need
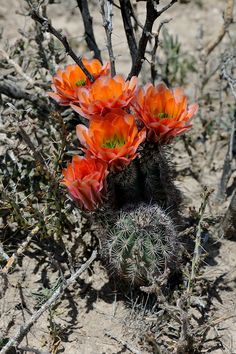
[104,204,181,285]
[103,143,181,218]
[139,142,182,221]
[96,142,183,285]
[110,160,143,209]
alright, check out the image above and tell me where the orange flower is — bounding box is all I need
[61,155,108,210]
[76,109,146,171]
[71,75,137,119]
[48,59,109,105]
[133,83,198,142]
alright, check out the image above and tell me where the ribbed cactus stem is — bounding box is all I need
[109,160,143,209]
[139,142,182,219]
[105,204,181,284]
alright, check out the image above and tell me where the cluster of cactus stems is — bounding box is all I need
[100,143,182,285]
[47,58,198,285]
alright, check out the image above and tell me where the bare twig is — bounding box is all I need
[77,0,102,62]
[29,9,95,82]
[150,19,171,84]
[37,4,56,74]
[127,0,177,79]
[206,0,234,56]
[0,250,97,354]
[119,0,137,65]
[100,0,116,76]
[1,226,39,274]
[129,1,145,31]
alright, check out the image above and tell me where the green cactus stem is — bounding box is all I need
[105,204,181,285]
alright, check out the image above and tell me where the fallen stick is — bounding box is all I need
[0,250,97,354]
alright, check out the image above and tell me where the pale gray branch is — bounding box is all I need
[0,250,97,354]
[100,0,116,76]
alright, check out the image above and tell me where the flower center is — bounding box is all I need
[102,135,126,149]
[154,112,169,119]
[76,78,86,87]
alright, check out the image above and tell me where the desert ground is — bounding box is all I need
[0,1,236,353]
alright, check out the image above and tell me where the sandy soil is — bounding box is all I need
[0,1,236,353]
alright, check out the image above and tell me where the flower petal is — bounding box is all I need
[132,82,198,142]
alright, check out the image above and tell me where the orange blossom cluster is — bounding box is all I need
[48,58,198,211]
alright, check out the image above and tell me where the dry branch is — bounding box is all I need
[128,2,145,32]
[150,19,171,83]
[206,0,234,56]
[100,0,116,76]
[119,0,138,65]
[77,0,102,62]
[0,250,97,354]
[127,0,177,79]
[29,9,95,82]
[1,226,39,274]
